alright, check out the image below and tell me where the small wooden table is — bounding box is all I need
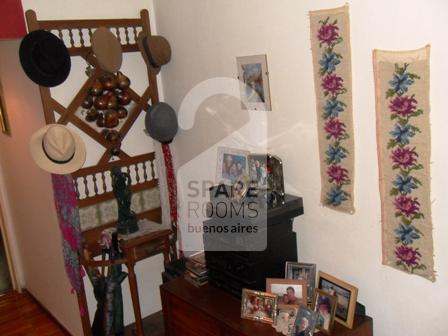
[160,278,373,336]
[82,223,172,336]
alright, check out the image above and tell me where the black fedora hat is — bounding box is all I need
[19,30,71,87]
[145,102,178,144]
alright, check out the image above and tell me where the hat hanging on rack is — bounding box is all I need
[91,26,123,73]
[19,29,71,87]
[145,102,178,144]
[30,124,86,174]
[137,32,171,74]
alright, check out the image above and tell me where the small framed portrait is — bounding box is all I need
[273,308,298,335]
[311,289,337,335]
[293,304,319,336]
[285,262,317,304]
[266,278,307,309]
[317,271,358,329]
[216,147,249,185]
[248,154,285,206]
[241,288,277,324]
[236,54,272,111]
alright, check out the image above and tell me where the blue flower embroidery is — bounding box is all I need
[390,124,415,145]
[319,52,341,73]
[326,187,348,206]
[323,99,344,119]
[325,144,347,164]
[395,223,421,245]
[393,175,418,194]
[389,72,414,95]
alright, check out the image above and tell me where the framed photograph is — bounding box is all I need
[0,79,10,135]
[241,288,277,324]
[293,304,319,336]
[285,261,316,304]
[273,308,298,335]
[236,54,272,111]
[248,154,285,206]
[311,289,337,335]
[216,147,249,185]
[266,278,307,309]
[317,271,358,329]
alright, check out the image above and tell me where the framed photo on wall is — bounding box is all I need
[266,278,307,309]
[317,271,358,329]
[0,79,10,135]
[285,261,316,303]
[236,54,272,111]
[241,288,278,324]
[216,147,249,185]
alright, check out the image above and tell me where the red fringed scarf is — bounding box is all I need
[161,143,182,255]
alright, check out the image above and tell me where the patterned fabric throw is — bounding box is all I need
[162,143,182,256]
[310,5,355,213]
[51,174,84,292]
[373,45,435,281]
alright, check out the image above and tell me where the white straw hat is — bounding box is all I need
[30,124,86,174]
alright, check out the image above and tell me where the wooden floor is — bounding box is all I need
[0,291,68,336]
[0,290,166,336]
[124,311,165,336]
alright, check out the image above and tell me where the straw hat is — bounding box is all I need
[137,32,171,74]
[19,30,71,87]
[91,27,123,73]
[145,102,178,144]
[30,124,86,174]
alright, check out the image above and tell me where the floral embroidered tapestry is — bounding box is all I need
[310,5,355,213]
[373,45,435,281]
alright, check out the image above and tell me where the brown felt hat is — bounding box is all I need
[91,27,123,73]
[137,32,171,74]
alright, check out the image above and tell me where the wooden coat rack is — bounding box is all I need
[25,9,173,336]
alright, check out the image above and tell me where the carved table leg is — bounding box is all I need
[127,257,144,336]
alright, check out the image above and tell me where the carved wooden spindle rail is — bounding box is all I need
[72,152,158,208]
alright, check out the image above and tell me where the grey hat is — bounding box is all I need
[145,102,178,144]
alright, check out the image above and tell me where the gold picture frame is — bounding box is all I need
[241,288,277,325]
[317,271,358,329]
[0,79,10,135]
[266,278,307,309]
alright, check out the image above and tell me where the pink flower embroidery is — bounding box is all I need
[394,196,420,218]
[327,165,349,184]
[317,23,339,46]
[390,147,418,169]
[395,245,422,267]
[389,96,417,117]
[321,74,344,96]
[324,119,346,140]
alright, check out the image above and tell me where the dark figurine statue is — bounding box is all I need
[111,167,139,235]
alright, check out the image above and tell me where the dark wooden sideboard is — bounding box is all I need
[160,278,373,336]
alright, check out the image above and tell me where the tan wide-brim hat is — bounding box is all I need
[91,27,123,73]
[30,124,86,175]
[137,31,171,74]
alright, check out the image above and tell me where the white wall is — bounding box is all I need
[154,0,448,335]
[0,0,164,334]
[0,39,83,334]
